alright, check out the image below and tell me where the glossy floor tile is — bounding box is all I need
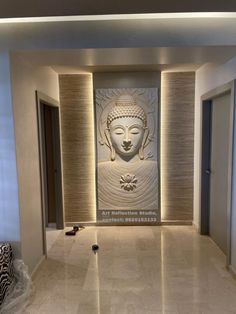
[46,227,63,252]
[27,226,236,314]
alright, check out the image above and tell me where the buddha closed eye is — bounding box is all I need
[130,127,141,134]
[113,125,142,136]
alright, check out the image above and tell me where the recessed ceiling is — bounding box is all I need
[6,15,236,72]
[13,46,236,73]
[51,64,201,74]
[2,16,236,50]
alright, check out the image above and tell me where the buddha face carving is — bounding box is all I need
[106,94,149,161]
[109,117,145,157]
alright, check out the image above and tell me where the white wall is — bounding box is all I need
[11,54,59,273]
[194,57,236,272]
[0,51,20,256]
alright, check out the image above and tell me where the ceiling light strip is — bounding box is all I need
[0,12,236,24]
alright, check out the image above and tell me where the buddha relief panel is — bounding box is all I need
[95,88,159,224]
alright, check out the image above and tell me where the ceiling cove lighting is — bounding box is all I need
[0,12,236,24]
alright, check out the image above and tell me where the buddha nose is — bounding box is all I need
[123,138,131,146]
[123,127,132,148]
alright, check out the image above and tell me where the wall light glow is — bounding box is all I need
[59,73,96,223]
[160,72,195,222]
[160,73,168,221]
[89,75,97,222]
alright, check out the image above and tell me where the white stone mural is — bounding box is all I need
[96,88,159,224]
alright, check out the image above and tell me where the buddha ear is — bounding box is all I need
[105,128,115,161]
[139,128,149,160]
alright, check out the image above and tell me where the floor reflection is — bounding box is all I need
[28,226,236,314]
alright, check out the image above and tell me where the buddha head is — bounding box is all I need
[105,94,149,161]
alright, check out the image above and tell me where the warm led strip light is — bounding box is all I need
[0,12,236,23]
[160,73,167,220]
[89,76,97,221]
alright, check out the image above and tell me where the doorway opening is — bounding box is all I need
[200,81,236,266]
[36,91,64,255]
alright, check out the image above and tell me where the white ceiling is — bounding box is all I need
[51,64,201,74]
[6,15,236,72]
[14,46,236,73]
[2,16,236,50]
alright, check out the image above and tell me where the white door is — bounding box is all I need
[209,92,231,254]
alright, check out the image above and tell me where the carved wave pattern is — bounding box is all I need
[0,243,14,306]
[98,160,159,210]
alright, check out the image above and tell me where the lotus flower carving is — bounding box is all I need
[120,173,137,191]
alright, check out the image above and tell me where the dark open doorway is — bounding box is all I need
[200,81,235,266]
[36,91,64,255]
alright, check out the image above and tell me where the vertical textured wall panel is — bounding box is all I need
[161,72,195,221]
[59,75,96,223]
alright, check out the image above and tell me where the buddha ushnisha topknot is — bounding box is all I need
[107,95,147,128]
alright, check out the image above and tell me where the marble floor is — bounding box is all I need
[46,227,63,252]
[27,226,236,314]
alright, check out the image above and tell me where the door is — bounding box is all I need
[37,91,64,256]
[43,104,57,227]
[209,92,231,254]
[41,103,64,230]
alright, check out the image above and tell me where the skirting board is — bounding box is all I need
[192,222,200,232]
[66,220,192,227]
[161,220,192,226]
[31,255,46,278]
[228,265,236,280]
[66,222,162,227]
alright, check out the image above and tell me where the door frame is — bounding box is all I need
[36,91,64,255]
[200,80,236,266]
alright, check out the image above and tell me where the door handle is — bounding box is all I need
[205,169,211,175]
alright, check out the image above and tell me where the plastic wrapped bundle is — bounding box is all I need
[0,243,15,307]
[0,259,33,314]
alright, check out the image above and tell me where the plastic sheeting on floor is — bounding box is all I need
[0,259,33,314]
